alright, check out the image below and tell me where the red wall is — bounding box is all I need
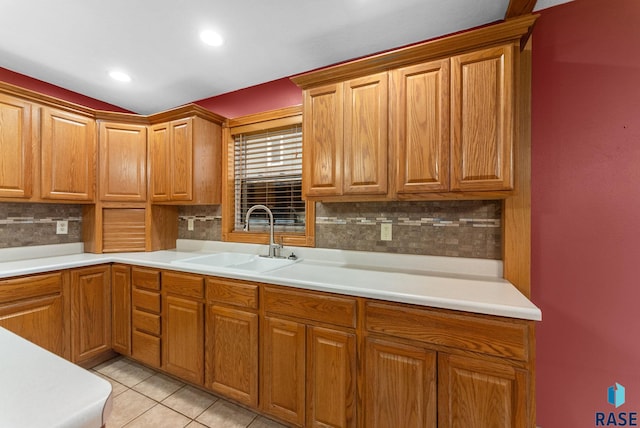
[194,78,302,119]
[0,67,131,112]
[532,0,640,426]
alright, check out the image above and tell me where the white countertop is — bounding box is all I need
[0,327,112,428]
[0,240,542,321]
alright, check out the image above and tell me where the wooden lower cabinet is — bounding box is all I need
[261,317,357,428]
[111,264,131,355]
[205,305,258,406]
[364,337,437,428]
[131,267,162,368]
[262,316,306,426]
[0,266,533,428]
[0,272,67,357]
[71,265,112,364]
[438,353,530,428]
[307,326,356,428]
[162,271,204,385]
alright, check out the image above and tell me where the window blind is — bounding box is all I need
[233,125,304,233]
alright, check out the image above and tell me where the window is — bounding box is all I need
[222,106,314,247]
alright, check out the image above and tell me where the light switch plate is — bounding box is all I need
[381,223,392,241]
[56,220,68,235]
[187,218,195,231]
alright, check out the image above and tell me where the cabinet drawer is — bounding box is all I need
[132,288,161,313]
[132,267,160,291]
[132,330,161,368]
[0,272,63,304]
[365,301,530,361]
[264,286,357,329]
[206,277,258,309]
[163,271,204,299]
[133,310,161,336]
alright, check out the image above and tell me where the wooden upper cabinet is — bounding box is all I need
[451,43,515,191]
[168,118,193,201]
[148,122,170,201]
[149,116,222,204]
[392,59,450,194]
[343,72,388,195]
[302,73,388,199]
[302,83,344,197]
[41,107,96,201]
[99,121,147,201]
[0,93,33,199]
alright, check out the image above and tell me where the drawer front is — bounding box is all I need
[132,288,161,313]
[264,286,357,329]
[206,277,259,309]
[132,330,161,368]
[365,301,530,361]
[132,267,160,291]
[133,310,161,336]
[163,271,204,299]
[0,272,63,304]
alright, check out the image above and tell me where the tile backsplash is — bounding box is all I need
[0,200,501,259]
[315,201,501,259]
[0,203,83,249]
[178,200,502,260]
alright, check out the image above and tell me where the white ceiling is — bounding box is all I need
[0,0,571,114]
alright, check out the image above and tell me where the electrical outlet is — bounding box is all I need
[56,220,68,235]
[187,218,195,231]
[381,223,392,241]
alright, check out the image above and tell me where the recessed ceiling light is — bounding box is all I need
[200,30,224,47]
[109,70,131,83]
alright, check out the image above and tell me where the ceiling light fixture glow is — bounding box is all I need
[200,30,224,47]
[109,70,131,83]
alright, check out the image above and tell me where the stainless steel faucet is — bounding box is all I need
[244,204,282,258]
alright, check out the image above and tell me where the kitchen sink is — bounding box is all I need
[174,252,255,267]
[172,252,300,273]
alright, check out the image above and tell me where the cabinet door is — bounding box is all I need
[71,265,111,363]
[302,83,344,197]
[169,118,193,201]
[0,272,65,357]
[0,93,32,199]
[262,316,306,426]
[41,107,96,201]
[206,305,258,406]
[393,60,450,194]
[307,326,356,428]
[438,353,529,428]
[343,72,388,195]
[451,43,514,191]
[149,122,170,201]
[163,294,204,384]
[99,122,147,201]
[111,264,131,355]
[364,338,437,428]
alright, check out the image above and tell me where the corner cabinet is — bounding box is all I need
[98,121,147,202]
[41,107,96,201]
[0,93,33,199]
[149,114,223,204]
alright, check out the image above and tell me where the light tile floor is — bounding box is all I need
[92,356,287,428]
